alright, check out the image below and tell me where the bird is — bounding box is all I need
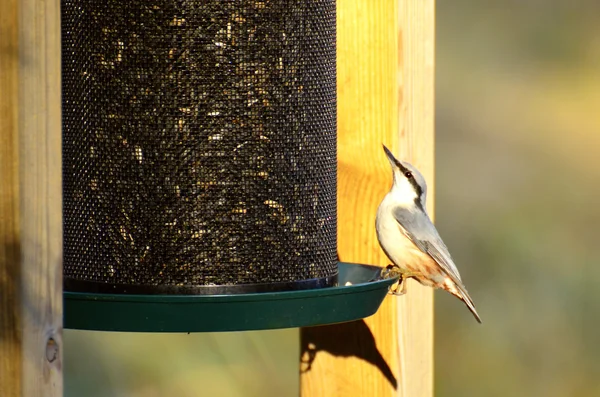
[376,144,481,323]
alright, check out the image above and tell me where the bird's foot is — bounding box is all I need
[383,265,406,295]
[382,264,403,279]
[383,265,424,296]
[389,278,407,295]
[400,270,425,279]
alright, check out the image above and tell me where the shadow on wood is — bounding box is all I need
[300,319,398,390]
[0,242,20,344]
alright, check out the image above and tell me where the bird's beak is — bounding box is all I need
[382,145,398,166]
[382,144,409,175]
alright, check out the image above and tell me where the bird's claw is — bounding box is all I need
[382,265,426,296]
[382,264,402,279]
[382,264,407,295]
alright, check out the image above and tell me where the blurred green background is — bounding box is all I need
[64,329,298,397]
[65,1,600,396]
[435,1,600,396]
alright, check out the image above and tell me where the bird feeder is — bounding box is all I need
[61,0,396,332]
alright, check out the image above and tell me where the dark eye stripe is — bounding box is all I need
[413,196,425,212]
[409,178,423,199]
[394,159,408,173]
[396,159,424,205]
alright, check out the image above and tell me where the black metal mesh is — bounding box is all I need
[62,0,337,293]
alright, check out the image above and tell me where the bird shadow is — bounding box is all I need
[300,319,398,390]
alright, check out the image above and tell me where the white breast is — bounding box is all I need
[375,194,443,285]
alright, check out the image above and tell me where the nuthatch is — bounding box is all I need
[376,145,481,323]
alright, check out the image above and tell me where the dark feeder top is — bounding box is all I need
[62,0,338,294]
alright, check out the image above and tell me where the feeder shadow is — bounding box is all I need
[300,319,398,390]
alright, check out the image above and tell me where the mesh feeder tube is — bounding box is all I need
[62,0,337,294]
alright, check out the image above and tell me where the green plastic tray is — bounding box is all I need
[63,262,397,332]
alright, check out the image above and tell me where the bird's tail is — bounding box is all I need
[445,280,482,324]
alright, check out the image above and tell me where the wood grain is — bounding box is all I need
[0,0,63,395]
[300,0,434,396]
[1,0,22,394]
[396,1,435,396]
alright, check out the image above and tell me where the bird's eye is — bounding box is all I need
[405,171,413,179]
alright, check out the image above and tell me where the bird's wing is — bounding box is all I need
[392,207,463,285]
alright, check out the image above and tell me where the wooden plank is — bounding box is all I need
[300,0,434,396]
[0,0,63,395]
[0,0,22,393]
[396,0,435,396]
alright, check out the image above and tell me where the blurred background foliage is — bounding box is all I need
[435,1,600,396]
[65,1,600,396]
[64,330,299,396]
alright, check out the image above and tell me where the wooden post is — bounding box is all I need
[0,0,63,395]
[300,0,434,396]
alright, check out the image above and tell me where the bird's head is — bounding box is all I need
[382,144,428,210]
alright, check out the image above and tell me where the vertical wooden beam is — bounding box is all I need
[300,0,434,396]
[396,1,435,396]
[0,0,63,395]
[0,0,22,392]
